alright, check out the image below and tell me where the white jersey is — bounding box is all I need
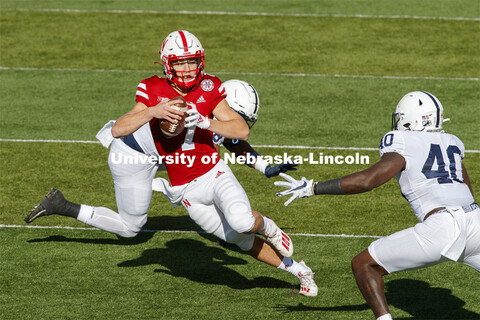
[379,130,474,221]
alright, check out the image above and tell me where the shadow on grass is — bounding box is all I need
[385,279,480,319]
[275,279,479,319]
[27,215,247,252]
[26,215,204,245]
[118,238,292,290]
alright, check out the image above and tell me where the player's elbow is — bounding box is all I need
[111,123,124,138]
[239,128,250,141]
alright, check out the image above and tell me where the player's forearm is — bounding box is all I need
[315,153,404,195]
[209,118,249,141]
[314,171,382,195]
[112,108,154,138]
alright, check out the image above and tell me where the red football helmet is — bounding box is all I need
[159,30,205,90]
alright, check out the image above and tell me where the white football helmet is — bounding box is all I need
[392,91,445,132]
[223,79,260,128]
[159,30,205,90]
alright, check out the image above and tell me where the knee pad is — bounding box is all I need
[225,201,255,233]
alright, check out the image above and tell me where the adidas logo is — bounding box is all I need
[281,232,290,251]
[196,95,206,103]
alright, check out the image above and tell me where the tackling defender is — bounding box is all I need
[213,79,297,177]
[275,91,479,319]
[26,30,317,296]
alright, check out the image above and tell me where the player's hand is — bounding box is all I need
[274,173,314,206]
[264,163,298,178]
[150,99,184,123]
[185,109,211,129]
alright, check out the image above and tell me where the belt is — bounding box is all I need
[423,202,478,222]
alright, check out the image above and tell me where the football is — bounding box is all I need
[159,96,188,138]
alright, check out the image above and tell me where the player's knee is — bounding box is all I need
[351,249,387,277]
[351,254,364,275]
[120,216,147,238]
[117,228,139,238]
[225,201,254,233]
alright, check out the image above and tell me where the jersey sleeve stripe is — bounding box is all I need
[138,83,146,90]
[136,90,149,100]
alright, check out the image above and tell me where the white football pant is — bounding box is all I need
[180,160,256,251]
[369,207,480,273]
[77,138,157,237]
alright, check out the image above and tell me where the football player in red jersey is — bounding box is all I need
[26,30,317,296]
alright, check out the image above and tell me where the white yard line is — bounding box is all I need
[1,138,479,153]
[2,8,479,21]
[1,66,478,81]
[0,224,382,238]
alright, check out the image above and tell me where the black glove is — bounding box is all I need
[264,163,298,178]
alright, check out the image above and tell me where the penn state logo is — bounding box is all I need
[201,79,214,92]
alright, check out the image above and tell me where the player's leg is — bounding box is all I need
[248,235,318,296]
[211,161,293,257]
[355,212,458,319]
[78,139,157,237]
[26,139,157,238]
[351,249,390,319]
[185,199,317,296]
[463,208,480,271]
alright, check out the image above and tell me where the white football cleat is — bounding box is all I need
[264,218,293,257]
[298,260,318,297]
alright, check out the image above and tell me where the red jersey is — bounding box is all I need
[136,75,226,186]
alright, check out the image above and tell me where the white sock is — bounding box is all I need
[77,204,95,223]
[376,313,393,320]
[277,257,305,278]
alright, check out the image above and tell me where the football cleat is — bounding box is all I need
[25,188,66,223]
[298,260,318,297]
[264,218,293,257]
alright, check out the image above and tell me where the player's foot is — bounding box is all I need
[264,218,293,257]
[298,260,318,297]
[25,188,78,223]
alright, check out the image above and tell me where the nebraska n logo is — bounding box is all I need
[183,199,191,208]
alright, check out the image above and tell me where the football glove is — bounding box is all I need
[264,162,298,178]
[185,109,210,129]
[274,173,314,206]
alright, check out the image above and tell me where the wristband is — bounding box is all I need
[252,152,268,173]
[313,178,344,195]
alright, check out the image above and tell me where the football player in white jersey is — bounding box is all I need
[213,79,297,177]
[274,91,479,320]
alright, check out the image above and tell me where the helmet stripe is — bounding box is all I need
[421,91,440,128]
[248,84,259,114]
[178,30,189,53]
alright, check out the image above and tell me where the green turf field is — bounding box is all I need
[1,1,479,319]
